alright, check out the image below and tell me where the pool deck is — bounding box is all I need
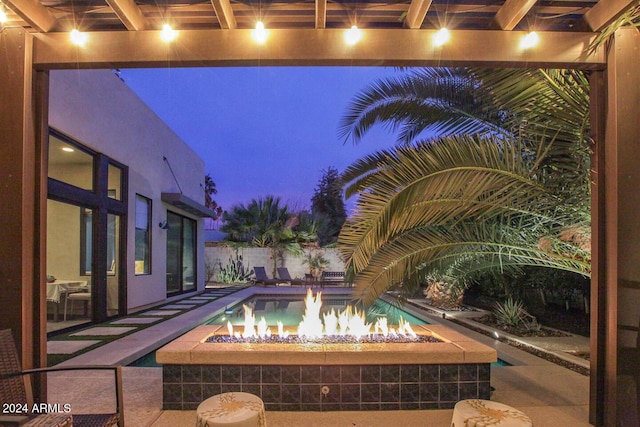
[46,286,592,426]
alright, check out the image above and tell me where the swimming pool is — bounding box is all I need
[129,294,428,368]
[205,294,428,328]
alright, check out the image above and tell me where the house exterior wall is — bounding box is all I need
[48,69,206,311]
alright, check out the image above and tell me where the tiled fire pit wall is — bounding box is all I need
[157,324,497,411]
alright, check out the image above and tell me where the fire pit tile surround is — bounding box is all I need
[158,325,496,411]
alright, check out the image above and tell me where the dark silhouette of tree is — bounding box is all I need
[311,166,347,246]
[204,173,223,220]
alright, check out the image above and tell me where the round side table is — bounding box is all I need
[452,399,533,427]
[196,392,266,427]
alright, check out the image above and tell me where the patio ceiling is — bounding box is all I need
[1,1,635,69]
[1,0,632,33]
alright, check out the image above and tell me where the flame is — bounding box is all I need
[225,288,415,341]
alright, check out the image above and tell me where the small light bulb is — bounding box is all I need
[0,6,7,23]
[520,31,539,50]
[433,28,450,47]
[70,29,88,47]
[160,24,178,42]
[344,25,362,46]
[252,21,268,44]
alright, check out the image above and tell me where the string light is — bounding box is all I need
[160,24,178,42]
[70,29,88,47]
[520,31,539,49]
[252,21,268,44]
[433,28,450,47]
[0,3,7,23]
[344,25,362,46]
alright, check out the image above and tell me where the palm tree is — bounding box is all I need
[221,195,303,276]
[338,68,591,304]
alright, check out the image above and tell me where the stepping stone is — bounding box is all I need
[110,317,161,325]
[70,326,136,336]
[47,340,101,354]
[144,310,181,316]
[162,304,196,309]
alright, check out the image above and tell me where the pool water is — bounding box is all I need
[205,296,428,327]
[128,294,511,368]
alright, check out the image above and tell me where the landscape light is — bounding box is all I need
[344,25,362,46]
[252,21,268,44]
[433,28,450,47]
[520,31,539,50]
[160,24,178,43]
[70,29,88,47]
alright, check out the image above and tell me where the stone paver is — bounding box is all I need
[111,317,161,325]
[144,310,182,316]
[161,304,196,309]
[70,326,137,336]
[48,340,101,354]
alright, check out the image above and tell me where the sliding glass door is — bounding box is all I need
[166,211,196,295]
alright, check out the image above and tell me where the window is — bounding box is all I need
[135,194,151,274]
[48,133,95,191]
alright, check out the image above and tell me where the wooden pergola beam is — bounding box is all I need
[316,0,327,29]
[211,0,237,30]
[2,0,58,32]
[32,29,605,70]
[493,0,537,31]
[105,0,151,31]
[584,0,637,31]
[405,0,432,29]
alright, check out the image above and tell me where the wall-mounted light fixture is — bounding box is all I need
[159,220,170,230]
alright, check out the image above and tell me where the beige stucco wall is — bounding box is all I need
[205,246,345,283]
[48,69,206,311]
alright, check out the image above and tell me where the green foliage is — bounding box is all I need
[311,167,347,246]
[302,250,330,279]
[494,297,541,331]
[494,298,526,327]
[337,67,592,305]
[215,252,252,284]
[221,195,292,246]
[204,173,223,220]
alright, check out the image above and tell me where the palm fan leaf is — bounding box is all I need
[339,134,559,272]
[338,68,506,146]
[350,221,590,305]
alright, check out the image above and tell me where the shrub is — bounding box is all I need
[216,252,252,284]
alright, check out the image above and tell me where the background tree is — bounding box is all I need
[221,195,304,276]
[311,166,347,246]
[204,173,223,220]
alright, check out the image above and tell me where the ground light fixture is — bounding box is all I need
[252,21,268,44]
[70,29,88,47]
[344,25,362,46]
[433,27,450,47]
[160,24,178,42]
[520,31,539,50]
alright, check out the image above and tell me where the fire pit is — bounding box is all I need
[158,290,497,411]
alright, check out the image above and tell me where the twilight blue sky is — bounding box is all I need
[119,67,401,215]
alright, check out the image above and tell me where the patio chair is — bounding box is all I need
[253,267,280,287]
[0,329,124,427]
[276,268,307,287]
